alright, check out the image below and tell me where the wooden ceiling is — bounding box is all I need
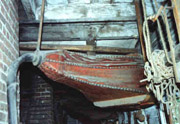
[18,0,164,54]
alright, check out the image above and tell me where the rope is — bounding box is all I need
[156,17,173,64]
[163,9,180,82]
[141,0,180,123]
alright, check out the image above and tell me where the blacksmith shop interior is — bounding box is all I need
[0,0,180,124]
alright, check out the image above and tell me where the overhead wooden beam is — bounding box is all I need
[172,0,180,42]
[20,36,138,42]
[20,21,138,42]
[20,16,136,24]
[20,43,138,54]
[20,39,138,49]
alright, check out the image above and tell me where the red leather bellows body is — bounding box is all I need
[39,50,153,108]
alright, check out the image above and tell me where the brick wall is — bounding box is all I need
[20,64,86,124]
[0,0,19,124]
[20,67,54,124]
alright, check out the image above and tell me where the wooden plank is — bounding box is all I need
[37,3,136,20]
[68,0,134,3]
[21,1,136,20]
[20,22,138,42]
[20,39,138,48]
[47,0,68,4]
[97,39,137,48]
[20,16,136,24]
[20,41,86,46]
[68,0,91,3]
[93,95,149,107]
[19,43,138,54]
[114,0,133,2]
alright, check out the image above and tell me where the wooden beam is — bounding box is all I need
[20,22,138,42]
[20,36,138,42]
[37,3,136,20]
[20,17,136,24]
[93,95,152,107]
[172,0,180,42]
[20,43,138,54]
[134,0,147,61]
[20,39,138,49]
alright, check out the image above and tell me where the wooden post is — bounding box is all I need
[36,0,45,51]
[172,0,180,42]
[134,0,147,61]
[159,103,168,124]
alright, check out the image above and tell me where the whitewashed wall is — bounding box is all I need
[27,0,166,20]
